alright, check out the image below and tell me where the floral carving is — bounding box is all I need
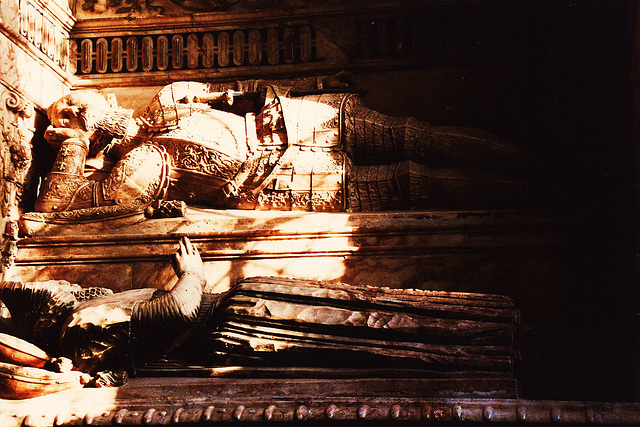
[79,0,288,14]
[161,140,242,180]
[81,0,165,14]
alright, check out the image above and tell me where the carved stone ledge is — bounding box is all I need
[14,208,565,293]
[0,377,639,426]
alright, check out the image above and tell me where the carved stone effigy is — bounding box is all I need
[28,79,535,227]
[0,272,521,399]
[135,276,521,380]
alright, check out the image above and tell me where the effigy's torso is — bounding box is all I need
[231,89,358,211]
[116,85,357,211]
[144,109,248,206]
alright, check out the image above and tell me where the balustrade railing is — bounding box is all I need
[72,25,316,75]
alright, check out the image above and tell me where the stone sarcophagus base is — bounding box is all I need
[15,208,564,296]
[6,207,571,402]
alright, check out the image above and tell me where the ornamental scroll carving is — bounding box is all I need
[0,89,36,269]
[162,139,243,179]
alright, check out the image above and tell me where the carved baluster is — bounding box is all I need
[172,35,184,69]
[126,37,139,72]
[248,30,262,65]
[232,31,245,66]
[187,34,199,69]
[142,36,154,71]
[156,36,168,71]
[96,38,108,73]
[217,32,230,67]
[80,39,93,74]
[300,26,312,62]
[267,28,279,65]
[283,27,295,63]
[202,33,215,68]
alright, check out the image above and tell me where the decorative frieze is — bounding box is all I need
[68,1,525,85]
[72,25,317,75]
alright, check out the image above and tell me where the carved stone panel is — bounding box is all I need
[0,90,35,216]
[0,88,39,268]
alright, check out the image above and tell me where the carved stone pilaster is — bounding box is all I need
[0,88,37,269]
[0,0,74,109]
[0,0,75,270]
[0,89,35,216]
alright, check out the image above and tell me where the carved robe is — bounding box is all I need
[0,277,520,379]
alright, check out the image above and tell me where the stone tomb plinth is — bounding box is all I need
[15,208,565,296]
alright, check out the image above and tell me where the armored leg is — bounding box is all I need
[344,104,532,174]
[347,161,534,211]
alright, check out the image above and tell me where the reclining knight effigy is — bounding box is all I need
[31,75,536,219]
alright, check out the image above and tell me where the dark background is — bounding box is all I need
[349,0,639,401]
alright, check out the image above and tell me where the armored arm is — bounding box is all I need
[34,128,92,212]
[130,237,205,358]
[34,127,170,213]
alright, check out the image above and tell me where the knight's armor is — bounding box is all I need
[141,82,356,212]
[36,81,533,214]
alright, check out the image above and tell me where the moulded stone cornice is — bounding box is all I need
[0,377,639,425]
[69,62,343,89]
[69,0,455,36]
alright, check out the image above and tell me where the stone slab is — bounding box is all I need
[14,208,566,293]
